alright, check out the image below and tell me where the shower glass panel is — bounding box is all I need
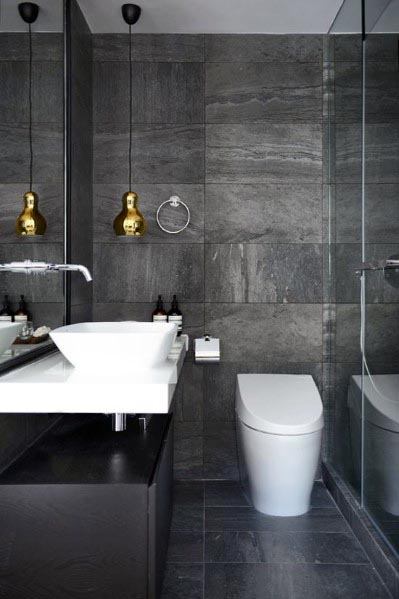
[363,0,399,554]
[326,0,364,500]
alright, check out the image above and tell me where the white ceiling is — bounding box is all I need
[77,0,344,34]
[0,0,63,32]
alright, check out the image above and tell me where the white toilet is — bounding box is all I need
[235,374,324,517]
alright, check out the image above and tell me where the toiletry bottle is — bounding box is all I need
[152,295,167,322]
[14,295,30,323]
[0,295,13,322]
[168,295,183,336]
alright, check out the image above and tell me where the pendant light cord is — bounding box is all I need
[128,23,132,191]
[28,23,33,191]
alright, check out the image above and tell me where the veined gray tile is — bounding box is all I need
[167,531,203,563]
[203,362,322,422]
[162,564,203,599]
[205,35,323,63]
[205,531,367,564]
[205,183,322,243]
[206,62,322,123]
[93,244,204,302]
[205,506,348,533]
[93,123,204,184]
[173,481,204,507]
[0,60,62,123]
[204,563,389,598]
[335,303,399,364]
[334,123,399,184]
[335,243,399,303]
[205,244,322,303]
[204,303,322,362]
[333,34,399,62]
[203,422,239,480]
[173,363,204,423]
[174,422,204,481]
[204,481,333,509]
[334,184,399,244]
[0,122,63,184]
[0,33,63,62]
[206,124,322,184]
[334,62,399,124]
[93,34,204,62]
[94,61,204,124]
[0,244,64,303]
[0,183,64,243]
[93,184,204,243]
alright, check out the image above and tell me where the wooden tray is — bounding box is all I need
[14,334,49,345]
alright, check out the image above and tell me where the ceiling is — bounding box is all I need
[78,0,344,34]
[0,0,63,32]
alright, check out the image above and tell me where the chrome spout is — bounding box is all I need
[0,260,92,282]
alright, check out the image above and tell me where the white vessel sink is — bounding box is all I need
[50,321,178,371]
[0,322,23,356]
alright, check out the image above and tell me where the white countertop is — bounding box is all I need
[0,335,188,414]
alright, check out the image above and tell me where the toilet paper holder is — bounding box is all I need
[194,334,220,363]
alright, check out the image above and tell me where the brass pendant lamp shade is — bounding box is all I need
[16,2,47,236]
[113,4,146,237]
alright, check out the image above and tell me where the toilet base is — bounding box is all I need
[237,417,322,517]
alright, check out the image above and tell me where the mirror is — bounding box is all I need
[0,0,65,370]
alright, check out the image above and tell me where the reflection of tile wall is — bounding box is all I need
[92,33,325,479]
[0,32,64,329]
[0,33,64,472]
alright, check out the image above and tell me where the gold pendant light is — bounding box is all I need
[113,4,146,237]
[16,3,47,237]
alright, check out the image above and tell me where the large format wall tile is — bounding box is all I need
[93,34,204,62]
[94,123,204,183]
[203,361,322,422]
[205,183,322,243]
[206,62,322,123]
[335,184,399,243]
[94,183,204,243]
[205,244,322,303]
[94,62,204,124]
[335,304,399,364]
[204,303,322,362]
[93,302,204,341]
[334,123,399,184]
[334,243,399,304]
[0,33,63,62]
[0,122,63,183]
[334,62,399,124]
[206,124,322,183]
[205,35,323,63]
[94,244,204,302]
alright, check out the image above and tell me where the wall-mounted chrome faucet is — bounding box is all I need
[0,260,92,282]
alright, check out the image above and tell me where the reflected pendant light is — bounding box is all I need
[16,2,47,236]
[113,4,147,237]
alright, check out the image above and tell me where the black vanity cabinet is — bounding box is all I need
[0,414,173,599]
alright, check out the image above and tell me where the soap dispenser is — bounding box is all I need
[168,295,183,336]
[152,295,167,322]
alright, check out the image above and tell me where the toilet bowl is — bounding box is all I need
[235,374,324,517]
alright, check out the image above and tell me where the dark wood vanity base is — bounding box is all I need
[0,414,173,599]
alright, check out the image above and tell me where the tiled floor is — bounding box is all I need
[161,480,392,598]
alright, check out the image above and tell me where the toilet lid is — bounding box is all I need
[235,374,324,435]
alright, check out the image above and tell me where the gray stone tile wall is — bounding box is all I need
[92,33,326,479]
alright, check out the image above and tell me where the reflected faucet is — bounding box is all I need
[0,260,92,282]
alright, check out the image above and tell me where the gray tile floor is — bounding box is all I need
[161,480,392,599]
